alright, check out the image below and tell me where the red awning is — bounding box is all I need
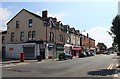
[72,48,82,50]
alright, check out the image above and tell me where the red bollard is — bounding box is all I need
[20,52,24,62]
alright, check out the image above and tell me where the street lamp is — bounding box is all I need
[44,21,49,59]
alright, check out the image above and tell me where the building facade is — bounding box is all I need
[3,9,96,59]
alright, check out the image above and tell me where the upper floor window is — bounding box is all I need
[49,32,54,42]
[32,31,35,40]
[28,19,32,27]
[16,21,19,28]
[28,31,36,40]
[20,32,24,41]
[11,32,14,42]
[28,31,32,40]
[67,37,71,43]
[67,30,69,33]
[2,36,5,43]
[59,35,63,42]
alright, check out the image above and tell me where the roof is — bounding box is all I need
[7,9,43,25]
[2,31,7,34]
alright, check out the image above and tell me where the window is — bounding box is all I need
[49,32,54,42]
[11,32,14,42]
[32,31,35,40]
[59,35,63,42]
[20,32,24,41]
[67,37,70,43]
[67,30,69,33]
[2,36,5,43]
[16,21,19,28]
[28,19,32,27]
[28,31,32,40]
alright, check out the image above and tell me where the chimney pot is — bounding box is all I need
[42,10,48,18]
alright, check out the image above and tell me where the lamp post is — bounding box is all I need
[44,21,49,59]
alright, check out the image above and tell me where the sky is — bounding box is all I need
[0,1,120,48]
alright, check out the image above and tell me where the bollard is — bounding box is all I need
[20,52,24,62]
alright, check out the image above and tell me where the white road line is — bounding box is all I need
[2,62,30,68]
[2,64,16,67]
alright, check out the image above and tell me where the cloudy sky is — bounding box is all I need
[1,1,120,47]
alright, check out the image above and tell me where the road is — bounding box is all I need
[2,54,119,78]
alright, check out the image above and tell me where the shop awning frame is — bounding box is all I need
[72,48,82,50]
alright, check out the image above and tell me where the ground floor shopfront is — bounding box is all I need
[72,46,82,57]
[46,43,65,59]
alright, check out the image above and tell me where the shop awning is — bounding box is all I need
[72,48,82,50]
[64,44,72,47]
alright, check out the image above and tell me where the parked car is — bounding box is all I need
[79,52,87,58]
[117,53,120,56]
[85,51,91,56]
[103,51,110,55]
[90,52,95,56]
[58,53,73,60]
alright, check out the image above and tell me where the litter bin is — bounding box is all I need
[36,55,42,61]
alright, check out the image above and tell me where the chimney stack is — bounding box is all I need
[42,10,48,18]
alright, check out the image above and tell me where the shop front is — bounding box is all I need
[72,47,82,57]
[64,44,72,54]
[47,43,55,59]
[56,44,64,58]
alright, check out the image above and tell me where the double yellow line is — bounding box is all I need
[107,64,119,78]
[107,64,114,70]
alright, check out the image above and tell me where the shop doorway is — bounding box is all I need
[40,49,45,59]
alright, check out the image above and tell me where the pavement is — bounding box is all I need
[1,56,78,68]
[1,56,78,65]
[1,58,60,68]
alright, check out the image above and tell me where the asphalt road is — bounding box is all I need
[2,54,118,78]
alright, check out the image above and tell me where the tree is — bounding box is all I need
[110,15,120,52]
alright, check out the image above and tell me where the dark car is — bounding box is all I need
[79,52,87,58]
[90,52,95,56]
[58,53,73,60]
[85,51,91,56]
[117,53,120,56]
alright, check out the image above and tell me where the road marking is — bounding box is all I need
[107,64,111,69]
[2,62,29,68]
[113,74,119,77]
[116,63,119,67]
[17,62,29,65]
[113,64,119,78]
[107,64,113,70]
[109,64,114,70]
[2,64,16,67]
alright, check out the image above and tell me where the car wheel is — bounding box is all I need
[59,58,61,60]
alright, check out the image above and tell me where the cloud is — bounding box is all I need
[0,8,11,31]
[82,26,113,48]
[36,11,65,21]
[36,11,40,15]
[48,12,64,21]
[0,7,11,21]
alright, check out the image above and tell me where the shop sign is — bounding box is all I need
[48,45,54,48]
[23,45,35,47]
